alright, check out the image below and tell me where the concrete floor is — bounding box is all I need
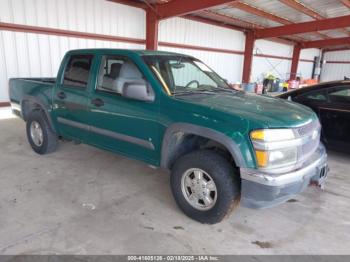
[0,107,349,255]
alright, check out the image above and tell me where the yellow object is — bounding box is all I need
[250,130,264,140]
[151,66,172,96]
[255,150,268,167]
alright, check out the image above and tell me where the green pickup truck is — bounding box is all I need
[9,49,328,224]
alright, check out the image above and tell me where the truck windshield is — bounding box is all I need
[142,55,231,95]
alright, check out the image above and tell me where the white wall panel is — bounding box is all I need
[254,40,293,57]
[300,48,320,60]
[297,62,314,79]
[0,32,144,102]
[0,0,145,102]
[159,17,245,51]
[158,17,244,83]
[159,46,243,84]
[251,56,291,82]
[252,42,319,81]
[0,0,145,38]
[321,50,350,82]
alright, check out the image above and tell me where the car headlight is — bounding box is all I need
[250,129,298,169]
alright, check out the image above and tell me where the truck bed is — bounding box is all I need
[9,77,56,115]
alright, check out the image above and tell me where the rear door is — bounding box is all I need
[85,54,160,165]
[52,54,95,141]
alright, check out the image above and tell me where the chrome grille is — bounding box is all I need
[295,120,321,163]
[296,120,320,137]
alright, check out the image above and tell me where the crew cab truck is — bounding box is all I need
[9,49,328,224]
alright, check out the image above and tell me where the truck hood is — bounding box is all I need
[176,92,316,128]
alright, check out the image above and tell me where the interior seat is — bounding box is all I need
[113,62,146,94]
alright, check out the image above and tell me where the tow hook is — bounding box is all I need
[309,165,329,190]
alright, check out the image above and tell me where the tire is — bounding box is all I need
[26,110,58,154]
[170,149,241,224]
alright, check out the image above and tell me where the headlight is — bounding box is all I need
[250,129,298,169]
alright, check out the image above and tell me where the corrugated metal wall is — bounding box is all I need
[0,1,320,103]
[251,40,320,82]
[0,0,145,102]
[159,18,319,84]
[321,50,350,81]
[158,18,244,84]
[252,40,293,82]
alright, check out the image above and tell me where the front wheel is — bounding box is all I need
[170,150,240,224]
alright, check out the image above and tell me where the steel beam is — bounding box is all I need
[280,0,323,19]
[242,31,255,83]
[290,44,301,80]
[156,0,236,19]
[255,15,350,39]
[146,10,159,50]
[229,2,328,40]
[341,0,350,9]
[302,37,350,49]
[229,2,292,25]
[280,0,350,37]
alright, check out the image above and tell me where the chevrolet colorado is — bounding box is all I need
[9,49,328,223]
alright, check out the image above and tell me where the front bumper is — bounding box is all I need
[240,143,328,208]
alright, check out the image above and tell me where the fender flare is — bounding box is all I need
[160,123,246,169]
[21,95,55,132]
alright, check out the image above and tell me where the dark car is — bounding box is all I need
[278,80,350,151]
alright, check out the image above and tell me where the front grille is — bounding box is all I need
[296,120,320,137]
[295,120,321,163]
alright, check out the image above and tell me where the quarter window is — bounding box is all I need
[63,55,93,88]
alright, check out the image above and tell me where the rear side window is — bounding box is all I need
[328,86,350,103]
[295,89,327,102]
[63,55,93,88]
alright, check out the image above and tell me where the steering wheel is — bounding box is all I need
[185,80,200,88]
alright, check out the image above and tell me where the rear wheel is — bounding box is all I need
[170,150,240,224]
[26,110,58,154]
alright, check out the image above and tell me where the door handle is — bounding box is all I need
[57,91,66,99]
[91,98,104,107]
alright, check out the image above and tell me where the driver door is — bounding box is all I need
[86,54,160,165]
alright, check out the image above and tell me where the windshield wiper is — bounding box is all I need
[210,86,238,93]
[172,89,217,96]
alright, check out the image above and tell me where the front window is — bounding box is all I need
[96,55,147,95]
[143,55,230,95]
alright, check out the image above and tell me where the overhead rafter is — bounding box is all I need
[279,0,323,19]
[229,1,329,40]
[183,14,247,32]
[302,36,350,48]
[341,0,350,9]
[280,0,350,37]
[156,0,238,19]
[199,10,264,30]
[186,12,296,45]
[323,46,350,53]
[229,2,293,25]
[196,10,301,44]
[255,15,350,39]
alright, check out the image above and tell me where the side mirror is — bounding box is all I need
[123,82,155,102]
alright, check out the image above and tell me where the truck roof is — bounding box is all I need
[66,48,191,57]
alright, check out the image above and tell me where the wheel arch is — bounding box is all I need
[160,123,246,170]
[21,96,56,133]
